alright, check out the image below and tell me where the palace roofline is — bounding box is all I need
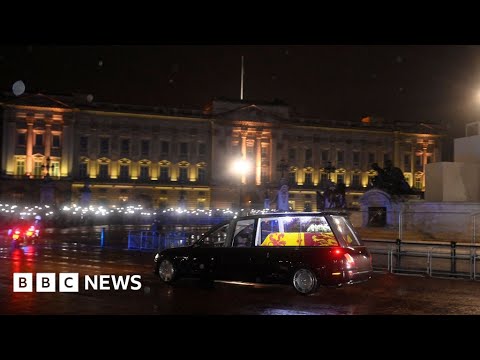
[0,92,446,135]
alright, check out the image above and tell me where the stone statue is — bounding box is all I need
[335,182,346,208]
[316,191,325,211]
[322,182,346,209]
[277,184,289,211]
[371,160,414,195]
[264,191,271,209]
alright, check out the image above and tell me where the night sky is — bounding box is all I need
[1,45,480,138]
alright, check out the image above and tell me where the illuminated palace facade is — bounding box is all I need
[0,94,446,210]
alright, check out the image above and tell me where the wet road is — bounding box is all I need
[2,236,480,315]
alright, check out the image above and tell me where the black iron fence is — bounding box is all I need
[364,238,480,280]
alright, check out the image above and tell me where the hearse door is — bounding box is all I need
[218,219,257,281]
[251,218,284,282]
[189,223,228,277]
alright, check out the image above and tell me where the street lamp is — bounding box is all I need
[325,161,336,181]
[231,157,251,212]
[41,157,54,177]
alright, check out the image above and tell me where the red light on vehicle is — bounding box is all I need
[332,248,344,256]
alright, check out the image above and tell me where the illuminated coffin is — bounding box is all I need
[261,232,338,247]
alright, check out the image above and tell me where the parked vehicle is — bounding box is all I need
[154,212,373,295]
[7,219,41,247]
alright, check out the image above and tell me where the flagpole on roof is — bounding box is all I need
[240,56,244,100]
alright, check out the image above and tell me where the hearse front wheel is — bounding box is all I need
[158,258,177,284]
[292,268,318,295]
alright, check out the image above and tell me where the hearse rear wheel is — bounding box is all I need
[158,258,177,284]
[292,268,318,295]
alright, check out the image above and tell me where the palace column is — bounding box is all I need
[26,117,34,175]
[241,132,247,184]
[255,131,262,185]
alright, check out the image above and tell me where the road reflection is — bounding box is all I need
[3,238,480,315]
[10,246,37,313]
[259,308,343,315]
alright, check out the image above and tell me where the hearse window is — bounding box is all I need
[330,215,362,246]
[260,216,339,247]
[305,217,331,233]
[233,219,255,248]
[201,224,228,247]
[282,216,302,232]
[258,218,280,246]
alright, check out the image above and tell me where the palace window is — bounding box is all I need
[119,164,129,180]
[353,152,360,166]
[304,172,313,185]
[33,162,42,177]
[100,138,109,154]
[79,136,88,152]
[368,152,375,164]
[180,143,188,156]
[16,160,25,176]
[352,174,360,188]
[17,133,26,146]
[179,167,188,183]
[51,162,60,177]
[198,167,207,183]
[161,141,169,155]
[120,139,130,155]
[305,148,312,161]
[320,173,328,187]
[99,164,109,179]
[79,163,88,178]
[414,178,422,189]
[288,148,296,162]
[140,166,149,180]
[52,135,61,148]
[321,150,329,162]
[160,167,169,182]
[288,171,296,185]
[337,150,344,163]
[141,140,150,156]
[383,153,390,165]
[404,154,411,172]
[35,134,43,146]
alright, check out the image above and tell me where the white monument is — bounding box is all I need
[426,121,480,202]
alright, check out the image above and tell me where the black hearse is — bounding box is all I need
[154,212,372,294]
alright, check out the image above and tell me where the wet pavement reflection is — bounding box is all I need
[2,231,480,315]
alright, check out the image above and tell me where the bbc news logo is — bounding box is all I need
[13,273,142,292]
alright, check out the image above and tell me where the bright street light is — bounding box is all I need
[231,158,251,181]
[231,157,252,211]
